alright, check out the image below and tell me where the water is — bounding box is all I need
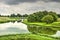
[0,21,29,35]
[0,22,60,37]
[52,31,60,37]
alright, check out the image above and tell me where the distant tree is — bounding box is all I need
[42,10,48,15]
[17,14,22,17]
[7,15,10,17]
[23,14,28,17]
[0,14,1,17]
[27,11,58,23]
[41,15,54,24]
[57,14,60,17]
[10,14,16,17]
[28,14,36,22]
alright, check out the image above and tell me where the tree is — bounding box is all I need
[28,14,36,22]
[49,11,58,21]
[0,14,1,17]
[10,14,16,17]
[27,11,58,23]
[41,15,54,24]
[57,14,60,18]
[23,14,28,17]
[17,14,22,17]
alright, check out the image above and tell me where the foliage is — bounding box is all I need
[27,11,58,23]
[22,14,28,17]
[28,14,37,22]
[23,19,60,28]
[49,11,58,21]
[27,25,57,35]
[10,14,28,17]
[16,14,22,17]
[57,14,60,18]
[10,14,17,17]
[41,15,54,24]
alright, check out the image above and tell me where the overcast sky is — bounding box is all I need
[0,0,60,15]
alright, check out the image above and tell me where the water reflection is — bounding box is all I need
[27,25,57,35]
[28,25,60,37]
[52,31,60,37]
[0,22,29,35]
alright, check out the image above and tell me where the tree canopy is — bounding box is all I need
[41,15,54,24]
[27,11,58,24]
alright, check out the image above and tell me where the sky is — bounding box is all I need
[0,0,60,15]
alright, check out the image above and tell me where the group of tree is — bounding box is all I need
[27,11,58,24]
[10,14,28,17]
[0,14,28,17]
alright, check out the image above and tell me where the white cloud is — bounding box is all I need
[0,1,60,15]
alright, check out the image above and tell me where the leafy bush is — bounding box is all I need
[41,15,54,24]
[27,11,58,23]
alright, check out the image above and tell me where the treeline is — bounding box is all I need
[28,11,58,24]
[57,14,60,18]
[0,14,28,17]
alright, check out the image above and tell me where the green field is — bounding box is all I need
[23,19,60,35]
[23,19,60,27]
[0,34,58,40]
[0,17,60,40]
[0,17,20,23]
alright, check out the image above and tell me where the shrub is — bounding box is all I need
[41,15,54,24]
[27,11,58,23]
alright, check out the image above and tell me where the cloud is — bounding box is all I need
[0,0,39,5]
[50,0,60,2]
[0,0,60,15]
[0,0,60,5]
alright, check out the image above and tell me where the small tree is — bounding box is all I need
[17,14,22,17]
[41,15,54,24]
[10,14,16,17]
[49,11,58,21]
[28,14,36,22]
[23,14,28,17]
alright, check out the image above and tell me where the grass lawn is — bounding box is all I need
[0,17,20,23]
[23,19,60,27]
[0,34,58,40]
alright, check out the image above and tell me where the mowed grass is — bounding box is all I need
[23,19,60,31]
[0,17,20,23]
[0,34,58,40]
[23,19,60,27]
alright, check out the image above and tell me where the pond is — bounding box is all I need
[0,21,29,35]
[0,22,60,37]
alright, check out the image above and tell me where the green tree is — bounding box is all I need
[41,15,54,24]
[23,14,28,17]
[49,11,58,21]
[17,14,22,17]
[28,14,36,22]
[10,14,16,17]
[27,11,58,23]
[57,14,60,18]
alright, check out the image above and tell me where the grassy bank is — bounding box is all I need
[23,19,60,27]
[0,34,58,40]
[23,19,60,29]
[0,17,20,23]
[23,19,60,35]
